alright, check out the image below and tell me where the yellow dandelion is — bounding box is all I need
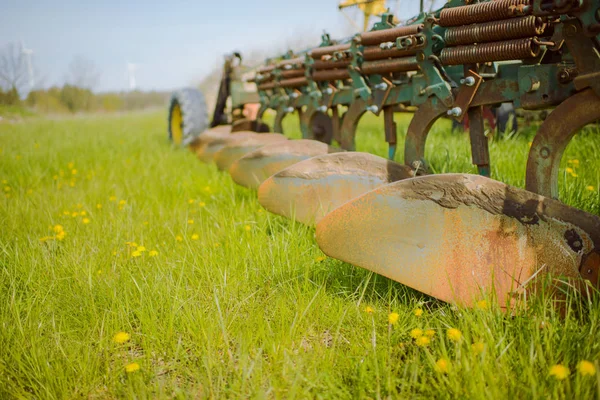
[71,169,77,175]
[471,341,485,355]
[119,200,126,206]
[566,167,574,174]
[1,180,6,184]
[199,201,206,207]
[191,234,200,240]
[568,159,580,165]
[53,175,59,180]
[587,186,595,191]
[476,300,488,310]
[577,361,596,377]
[53,225,64,233]
[80,210,87,216]
[137,246,146,252]
[447,328,462,342]
[244,225,252,231]
[149,250,158,257]
[188,199,195,204]
[143,221,149,225]
[424,329,435,337]
[109,195,117,202]
[56,231,66,241]
[435,358,450,373]
[549,364,569,380]
[388,312,399,325]
[214,243,221,247]
[67,162,75,169]
[188,219,194,224]
[96,203,102,209]
[410,328,423,339]
[3,186,11,192]
[69,180,76,187]
[131,250,142,258]
[365,306,374,314]
[414,308,423,317]
[176,235,183,242]
[82,217,90,224]
[416,336,430,347]
[26,189,33,195]
[39,236,54,242]
[125,362,140,373]
[97,269,102,274]
[113,331,130,343]
[63,210,70,215]
[203,186,211,192]
[71,211,79,217]
[315,256,326,262]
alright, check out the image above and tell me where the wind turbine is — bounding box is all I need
[20,41,34,89]
[127,62,138,90]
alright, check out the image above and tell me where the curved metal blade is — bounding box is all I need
[214,133,288,171]
[257,152,416,225]
[229,140,342,189]
[315,174,600,308]
[194,130,256,163]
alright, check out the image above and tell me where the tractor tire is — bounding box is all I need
[168,88,208,146]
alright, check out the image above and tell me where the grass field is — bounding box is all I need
[1,110,599,399]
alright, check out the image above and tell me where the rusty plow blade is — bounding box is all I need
[315,174,600,308]
[229,139,342,189]
[257,152,416,226]
[193,128,260,163]
[213,133,288,171]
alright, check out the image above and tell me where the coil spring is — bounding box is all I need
[439,37,540,65]
[439,0,530,27]
[445,16,544,45]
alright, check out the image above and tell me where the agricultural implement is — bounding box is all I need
[167,0,600,309]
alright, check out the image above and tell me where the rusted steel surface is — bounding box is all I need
[438,0,530,27]
[440,38,540,65]
[360,57,419,75]
[316,174,600,308]
[257,76,308,91]
[257,152,417,225]
[309,44,351,59]
[195,130,256,163]
[359,24,423,46]
[313,59,351,70]
[229,140,342,189]
[313,69,351,82]
[280,69,306,79]
[404,99,447,171]
[526,88,600,199]
[213,133,287,171]
[444,16,545,45]
[362,46,419,61]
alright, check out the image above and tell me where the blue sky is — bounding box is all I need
[1,0,429,92]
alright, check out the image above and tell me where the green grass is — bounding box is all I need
[0,111,599,399]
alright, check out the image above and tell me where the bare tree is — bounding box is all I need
[66,55,100,89]
[0,42,27,93]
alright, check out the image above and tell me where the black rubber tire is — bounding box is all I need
[168,88,208,146]
[496,102,518,136]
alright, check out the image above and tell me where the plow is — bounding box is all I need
[167,0,600,309]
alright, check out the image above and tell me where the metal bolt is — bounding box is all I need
[290,92,299,99]
[324,87,333,95]
[366,105,379,113]
[256,73,264,80]
[285,107,294,113]
[374,82,388,91]
[318,105,328,113]
[460,76,476,86]
[540,147,550,158]
[379,41,395,50]
[446,107,462,117]
[564,24,577,37]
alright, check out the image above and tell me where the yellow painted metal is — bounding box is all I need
[338,0,387,31]
[170,103,183,145]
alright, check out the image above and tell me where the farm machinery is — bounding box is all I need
[167,0,600,309]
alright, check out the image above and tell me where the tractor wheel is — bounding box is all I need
[168,88,208,146]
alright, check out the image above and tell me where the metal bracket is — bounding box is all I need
[450,70,483,122]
